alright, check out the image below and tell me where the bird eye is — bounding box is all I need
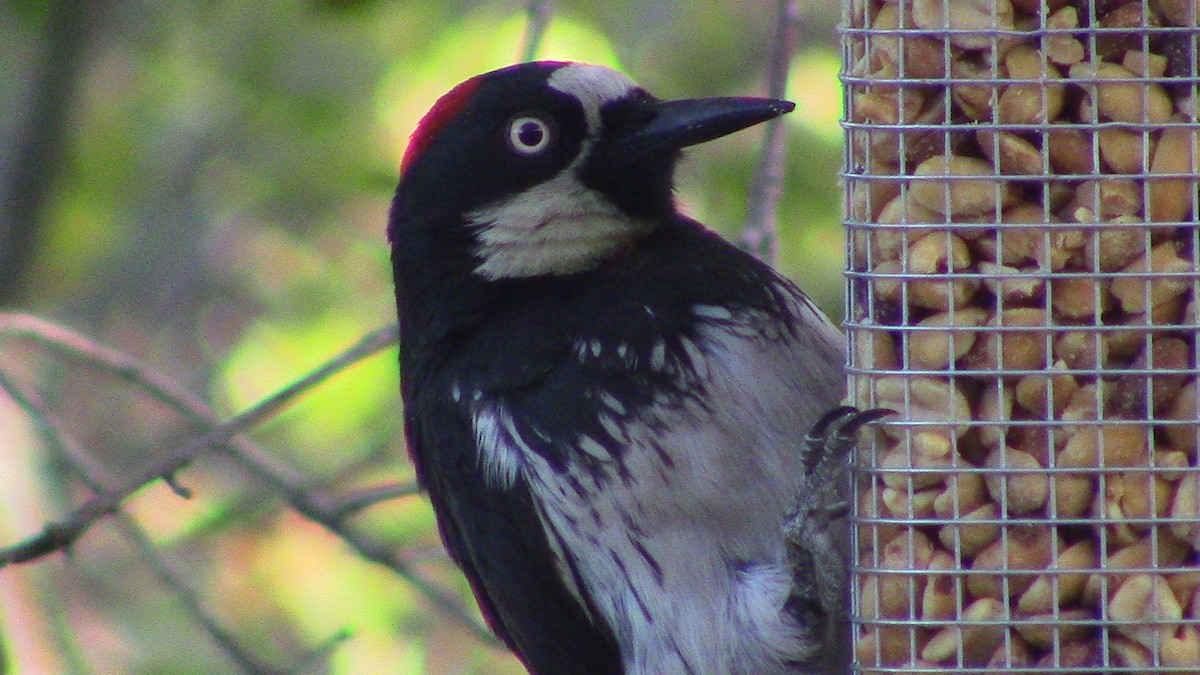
[506,116,553,156]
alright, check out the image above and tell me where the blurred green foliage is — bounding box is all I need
[0,0,845,672]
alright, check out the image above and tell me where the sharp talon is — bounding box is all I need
[803,406,857,450]
[809,405,860,437]
[824,407,894,454]
[803,407,894,476]
[803,406,860,461]
[831,408,895,443]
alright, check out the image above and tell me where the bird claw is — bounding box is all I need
[783,406,892,670]
[801,406,893,478]
[786,406,890,548]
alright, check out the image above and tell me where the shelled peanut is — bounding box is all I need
[846,0,1200,671]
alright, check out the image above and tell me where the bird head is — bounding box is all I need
[389,61,794,281]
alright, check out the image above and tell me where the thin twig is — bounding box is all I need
[0,369,117,487]
[739,0,799,265]
[0,313,213,417]
[0,370,285,674]
[327,481,421,520]
[284,628,353,675]
[246,458,495,643]
[0,323,397,567]
[0,315,492,640]
[520,0,554,62]
[172,441,402,546]
[111,515,286,674]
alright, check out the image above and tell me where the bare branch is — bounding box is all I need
[739,0,799,265]
[0,322,398,567]
[0,370,288,674]
[284,628,352,675]
[520,0,554,62]
[0,312,212,415]
[0,315,493,640]
[327,481,421,520]
[111,514,288,674]
[171,442,399,545]
[236,447,495,643]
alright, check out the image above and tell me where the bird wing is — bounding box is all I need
[404,390,623,675]
[493,287,847,674]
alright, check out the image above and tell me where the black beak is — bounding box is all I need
[617,97,794,157]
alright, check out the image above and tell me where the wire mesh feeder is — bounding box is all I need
[841,0,1200,671]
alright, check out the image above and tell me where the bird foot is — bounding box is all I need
[783,406,892,671]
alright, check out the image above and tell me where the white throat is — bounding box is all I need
[467,171,647,279]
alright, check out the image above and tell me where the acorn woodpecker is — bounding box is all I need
[388,62,859,675]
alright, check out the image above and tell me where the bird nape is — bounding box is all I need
[388,61,867,675]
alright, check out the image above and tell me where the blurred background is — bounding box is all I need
[0,0,844,672]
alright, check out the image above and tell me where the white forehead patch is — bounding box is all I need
[548,64,638,133]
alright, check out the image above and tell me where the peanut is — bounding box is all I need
[938,501,1001,557]
[1098,126,1153,175]
[1045,125,1096,175]
[1082,219,1147,272]
[854,626,921,668]
[976,261,1044,304]
[869,3,947,80]
[1017,539,1098,614]
[1111,241,1195,314]
[911,0,1015,51]
[1162,624,1200,667]
[1043,6,1084,65]
[1014,608,1093,650]
[1082,534,1190,607]
[920,550,959,621]
[1108,573,1183,651]
[874,376,972,438]
[1108,638,1155,669]
[997,45,1065,125]
[968,526,1055,600]
[1033,641,1104,669]
[907,307,988,369]
[1069,61,1174,125]
[983,445,1048,515]
[904,231,982,310]
[921,597,1006,664]
[849,2,1200,668]
[909,155,1019,217]
[1147,124,1200,223]
[977,130,1043,176]
[933,470,988,518]
[1170,472,1200,548]
[967,307,1051,372]
[1014,363,1078,417]
[1163,384,1199,456]
[975,382,1012,449]
[1153,0,1200,27]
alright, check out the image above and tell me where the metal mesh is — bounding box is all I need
[841,0,1200,671]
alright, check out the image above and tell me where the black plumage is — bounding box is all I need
[389,62,847,675]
